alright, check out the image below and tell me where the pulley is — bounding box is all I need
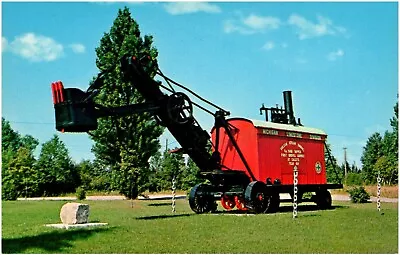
[167,92,193,124]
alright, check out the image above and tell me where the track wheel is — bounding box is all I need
[244,181,268,213]
[189,184,216,214]
[221,195,236,210]
[264,193,280,213]
[315,190,332,209]
[234,196,247,211]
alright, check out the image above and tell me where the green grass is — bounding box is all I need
[2,199,398,253]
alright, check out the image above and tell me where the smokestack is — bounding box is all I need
[283,91,296,125]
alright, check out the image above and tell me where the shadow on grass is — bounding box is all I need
[140,196,186,201]
[135,213,193,220]
[278,204,348,213]
[2,227,111,254]
[147,202,172,207]
[211,204,349,215]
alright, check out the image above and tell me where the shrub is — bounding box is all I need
[348,186,370,203]
[76,186,86,200]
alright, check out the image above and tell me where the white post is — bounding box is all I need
[172,175,176,213]
[377,172,381,212]
[293,166,298,219]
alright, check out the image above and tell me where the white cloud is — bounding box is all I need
[2,37,8,52]
[224,14,282,35]
[327,49,344,61]
[288,14,346,40]
[223,20,254,34]
[262,41,275,51]
[164,2,221,15]
[69,43,86,54]
[8,33,64,62]
[243,14,281,30]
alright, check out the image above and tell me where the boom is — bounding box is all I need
[52,55,232,173]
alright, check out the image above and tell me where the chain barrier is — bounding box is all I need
[293,166,298,219]
[377,172,381,212]
[172,175,176,213]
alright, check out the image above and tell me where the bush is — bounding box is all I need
[76,186,86,200]
[348,186,370,203]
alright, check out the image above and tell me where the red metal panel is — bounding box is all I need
[211,118,259,180]
[256,127,327,185]
[212,117,327,185]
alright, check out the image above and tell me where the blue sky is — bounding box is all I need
[2,1,398,168]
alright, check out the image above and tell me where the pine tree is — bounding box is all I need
[90,7,163,198]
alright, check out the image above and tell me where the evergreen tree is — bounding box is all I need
[90,7,163,198]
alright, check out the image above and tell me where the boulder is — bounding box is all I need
[60,202,89,225]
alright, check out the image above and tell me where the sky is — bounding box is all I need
[1,1,398,168]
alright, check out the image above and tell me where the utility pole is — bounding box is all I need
[343,147,347,177]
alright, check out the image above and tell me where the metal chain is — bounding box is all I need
[377,172,381,212]
[172,176,176,213]
[293,166,298,219]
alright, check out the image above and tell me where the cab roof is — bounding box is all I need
[227,117,327,136]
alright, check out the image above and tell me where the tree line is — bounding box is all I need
[325,102,398,186]
[2,117,202,200]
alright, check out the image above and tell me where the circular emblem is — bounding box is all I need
[315,161,322,174]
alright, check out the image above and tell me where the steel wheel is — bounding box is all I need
[315,190,332,209]
[189,184,215,214]
[264,193,280,213]
[221,195,236,210]
[244,181,268,213]
[234,196,247,211]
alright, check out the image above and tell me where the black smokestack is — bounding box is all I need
[283,91,296,125]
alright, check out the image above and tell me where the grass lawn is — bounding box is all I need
[2,199,398,254]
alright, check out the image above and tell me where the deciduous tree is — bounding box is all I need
[36,135,77,195]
